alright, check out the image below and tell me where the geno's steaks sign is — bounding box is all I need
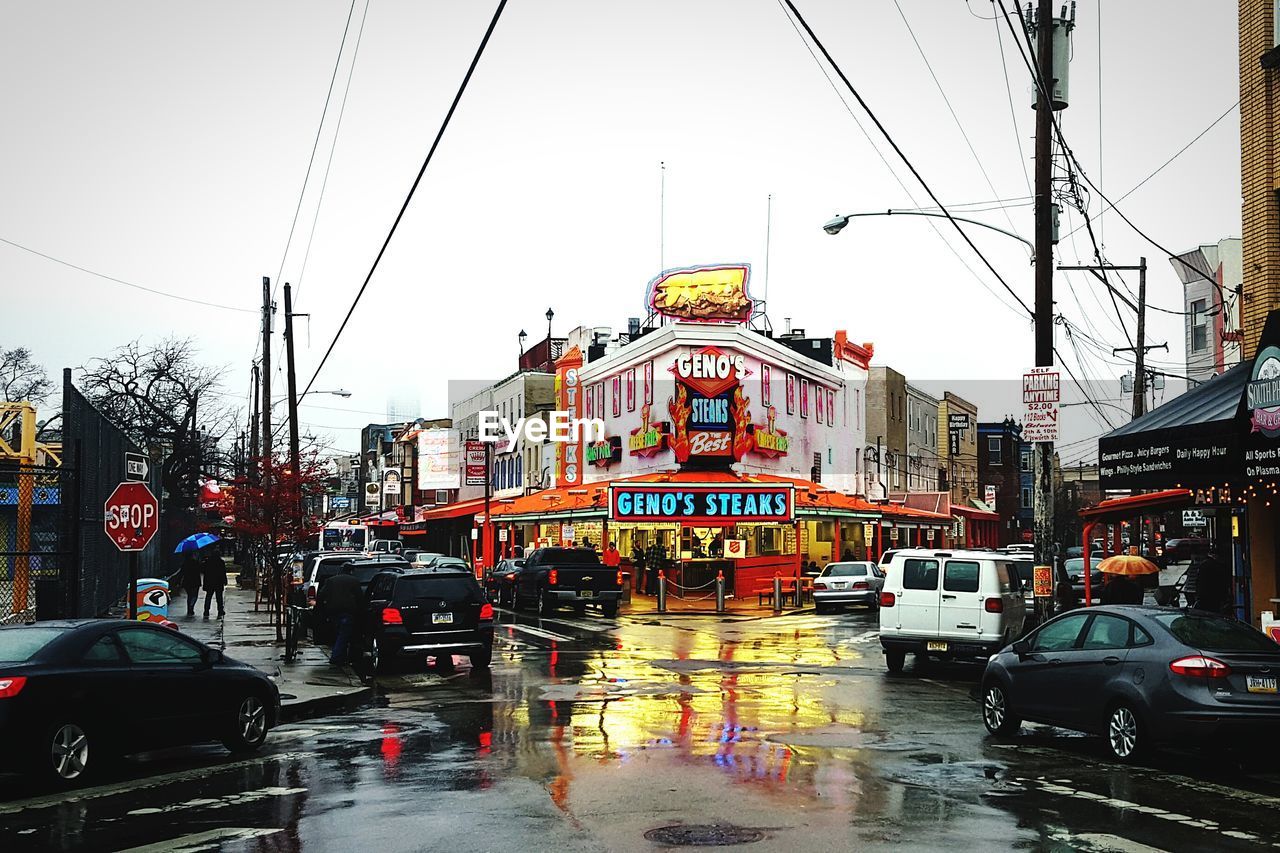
[610,485,794,523]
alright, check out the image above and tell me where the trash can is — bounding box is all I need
[136,578,170,623]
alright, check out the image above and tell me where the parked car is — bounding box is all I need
[813,561,883,613]
[362,569,494,672]
[1163,538,1211,564]
[345,557,411,592]
[514,547,623,617]
[307,555,408,640]
[0,620,278,787]
[980,606,1280,761]
[368,539,404,556]
[878,548,1027,673]
[484,559,524,607]
[1063,558,1104,605]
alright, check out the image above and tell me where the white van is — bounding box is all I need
[878,548,1026,673]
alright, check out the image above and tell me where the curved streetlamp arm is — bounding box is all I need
[825,209,1035,260]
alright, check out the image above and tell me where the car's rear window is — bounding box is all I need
[316,559,353,582]
[353,562,409,584]
[0,627,67,662]
[396,577,482,602]
[901,558,939,590]
[823,563,868,577]
[1151,613,1279,653]
[534,549,599,565]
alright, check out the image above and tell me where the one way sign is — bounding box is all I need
[126,452,150,481]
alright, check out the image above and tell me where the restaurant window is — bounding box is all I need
[1190,299,1208,352]
[987,436,1002,465]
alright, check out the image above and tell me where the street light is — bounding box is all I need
[271,389,352,409]
[823,210,1035,262]
[518,329,527,354]
[546,307,554,342]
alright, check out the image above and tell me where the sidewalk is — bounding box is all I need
[179,576,371,722]
[622,590,814,617]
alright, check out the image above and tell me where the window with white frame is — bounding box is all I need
[1191,299,1209,352]
[988,436,1002,465]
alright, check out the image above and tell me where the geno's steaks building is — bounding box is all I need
[487,265,950,597]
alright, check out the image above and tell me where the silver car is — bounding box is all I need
[813,561,884,613]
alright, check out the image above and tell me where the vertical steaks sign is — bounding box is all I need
[611,485,794,523]
[555,346,585,487]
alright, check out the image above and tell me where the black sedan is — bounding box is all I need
[0,620,278,787]
[484,559,524,608]
[980,606,1280,761]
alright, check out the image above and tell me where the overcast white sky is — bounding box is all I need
[1,1,1239,466]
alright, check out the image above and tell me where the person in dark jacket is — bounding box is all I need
[1101,573,1143,605]
[181,553,203,618]
[1192,549,1232,614]
[318,564,363,665]
[201,548,227,620]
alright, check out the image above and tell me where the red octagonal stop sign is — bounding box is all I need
[104,482,159,552]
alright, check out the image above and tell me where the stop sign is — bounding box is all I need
[104,482,159,552]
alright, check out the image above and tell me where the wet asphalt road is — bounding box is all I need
[4,608,1280,852]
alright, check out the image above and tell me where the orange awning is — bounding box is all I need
[1078,489,1193,523]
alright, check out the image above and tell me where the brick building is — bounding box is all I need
[1242,1,1280,355]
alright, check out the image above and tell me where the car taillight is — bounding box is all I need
[382,607,403,625]
[505,573,516,581]
[479,603,494,620]
[1169,655,1231,678]
[852,581,869,590]
[984,598,1004,613]
[616,570,624,587]
[880,592,896,607]
[548,569,558,586]
[814,581,828,590]
[0,676,26,699]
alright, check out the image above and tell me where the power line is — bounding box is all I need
[780,0,1033,318]
[294,0,373,310]
[0,235,256,313]
[295,0,509,415]
[890,0,1028,251]
[774,0,1029,318]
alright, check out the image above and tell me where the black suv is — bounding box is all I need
[362,569,494,672]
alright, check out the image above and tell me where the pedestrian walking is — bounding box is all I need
[201,548,227,620]
[181,552,203,618]
[318,563,363,665]
[1100,573,1142,605]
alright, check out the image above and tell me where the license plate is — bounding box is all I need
[578,590,594,599]
[926,641,949,652]
[431,612,454,625]
[831,582,847,589]
[1247,675,1278,693]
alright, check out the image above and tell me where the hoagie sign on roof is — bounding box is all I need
[646,264,753,323]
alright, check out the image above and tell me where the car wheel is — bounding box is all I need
[885,649,906,673]
[470,642,493,670]
[222,694,269,753]
[573,603,587,616]
[601,601,619,618]
[40,721,92,787]
[370,635,388,674]
[1106,702,1146,762]
[981,681,1021,736]
[814,604,830,615]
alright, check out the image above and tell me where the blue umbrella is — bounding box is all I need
[174,532,220,554]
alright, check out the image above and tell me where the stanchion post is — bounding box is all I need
[657,570,667,613]
[715,570,726,613]
[772,573,782,613]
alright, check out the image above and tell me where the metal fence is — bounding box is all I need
[0,462,66,622]
[62,371,160,618]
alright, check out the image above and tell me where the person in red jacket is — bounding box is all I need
[602,542,621,568]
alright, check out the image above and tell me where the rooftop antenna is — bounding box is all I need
[763,193,772,303]
[659,161,666,274]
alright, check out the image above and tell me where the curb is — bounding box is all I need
[279,685,374,724]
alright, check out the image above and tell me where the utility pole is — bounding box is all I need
[261,277,273,476]
[1058,258,1164,420]
[249,362,260,477]
[1032,0,1057,625]
[283,282,303,526]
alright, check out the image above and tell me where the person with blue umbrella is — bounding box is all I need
[175,533,220,619]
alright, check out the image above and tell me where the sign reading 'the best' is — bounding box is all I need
[1022,367,1060,443]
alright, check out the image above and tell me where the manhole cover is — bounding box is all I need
[644,824,764,846]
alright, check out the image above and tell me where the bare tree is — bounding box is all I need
[79,338,235,503]
[1,345,53,404]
